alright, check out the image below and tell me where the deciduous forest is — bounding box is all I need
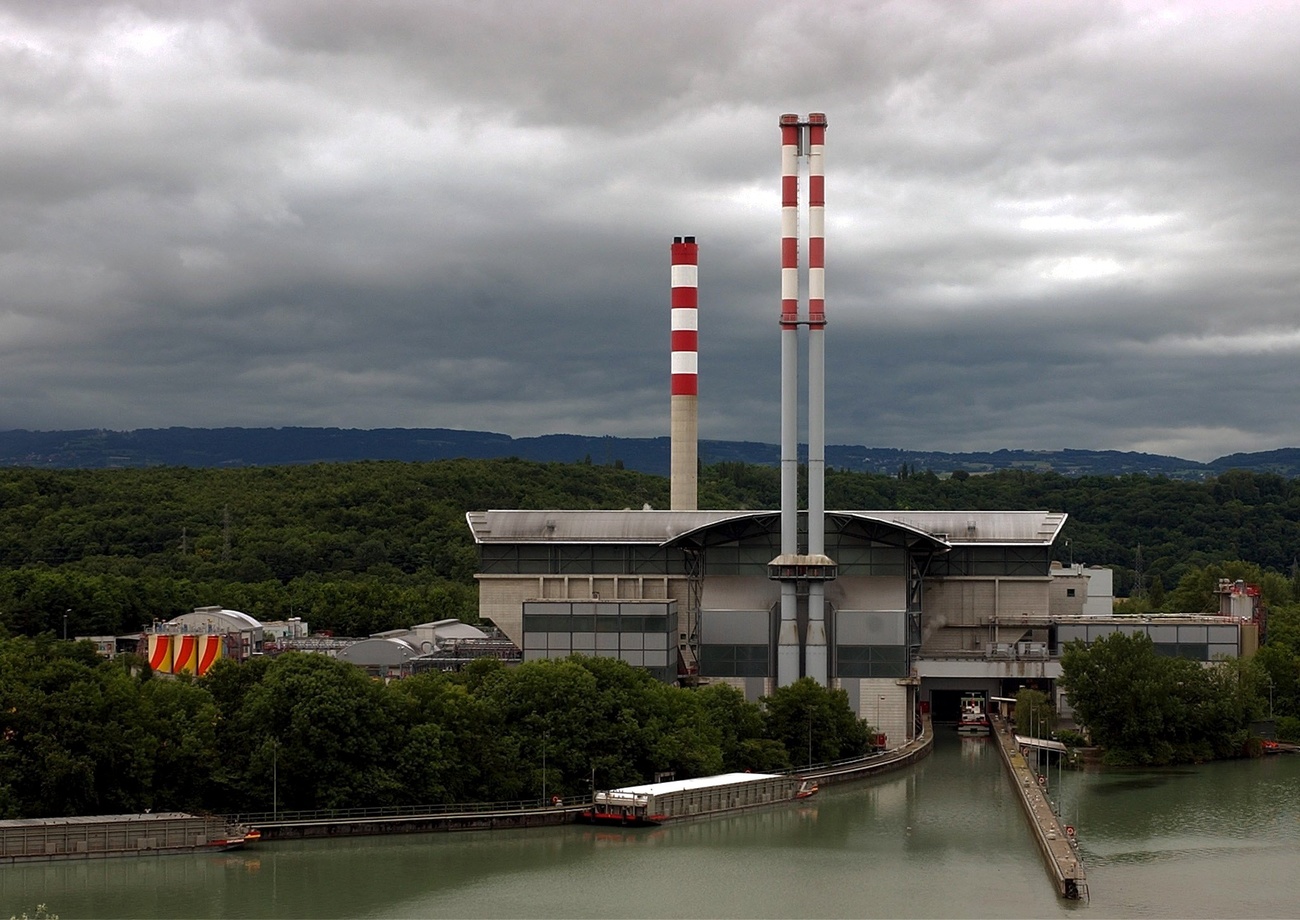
[0,640,865,819]
[1,459,1299,638]
[2,458,1299,814]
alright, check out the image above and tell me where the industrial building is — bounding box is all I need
[467,112,1257,744]
[470,507,1073,742]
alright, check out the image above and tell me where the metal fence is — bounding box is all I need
[225,797,580,827]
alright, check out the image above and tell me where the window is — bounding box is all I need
[835,645,907,678]
[699,644,770,678]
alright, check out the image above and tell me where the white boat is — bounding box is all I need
[956,693,991,735]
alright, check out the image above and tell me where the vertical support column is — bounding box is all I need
[805,114,828,685]
[777,114,802,687]
[670,236,699,511]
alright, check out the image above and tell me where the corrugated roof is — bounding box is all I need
[466,509,1066,546]
[168,607,262,631]
[466,510,757,544]
[878,510,1068,545]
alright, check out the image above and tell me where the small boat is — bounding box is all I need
[208,828,262,852]
[580,772,819,827]
[956,693,991,735]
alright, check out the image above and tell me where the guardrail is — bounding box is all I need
[227,732,931,828]
[224,798,576,827]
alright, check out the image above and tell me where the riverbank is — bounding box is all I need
[246,722,934,841]
[10,732,1300,919]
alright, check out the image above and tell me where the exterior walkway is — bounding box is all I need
[990,714,1088,900]
[231,801,581,840]
[802,714,934,786]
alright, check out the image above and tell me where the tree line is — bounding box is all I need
[0,636,869,820]
[1,460,1299,638]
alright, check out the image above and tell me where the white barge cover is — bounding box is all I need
[606,772,783,797]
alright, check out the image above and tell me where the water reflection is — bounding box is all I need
[5,736,1299,919]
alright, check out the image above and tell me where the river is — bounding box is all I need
[4,732,1299,919]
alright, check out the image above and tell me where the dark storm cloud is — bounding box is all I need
[1,0,1298,461]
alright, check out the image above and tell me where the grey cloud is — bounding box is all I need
[0,1,1298,463]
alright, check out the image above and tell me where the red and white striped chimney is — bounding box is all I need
[805,112,829,686]
[775,112,832,688]
[670,235,699,510]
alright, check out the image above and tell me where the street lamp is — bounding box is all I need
[805,706,813,768]
[1267,675,1275,718]
[63,608,70,641]
[273,738,278,820]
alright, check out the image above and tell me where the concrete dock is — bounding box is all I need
[990,715,1088,900]
[804,714,933,787]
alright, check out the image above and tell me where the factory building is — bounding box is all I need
[467,112,1253,743]
[469,507,1065,743]
[146,606,263,676]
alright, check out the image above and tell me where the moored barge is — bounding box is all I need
[0,812,261,863]
[580,772,818,827]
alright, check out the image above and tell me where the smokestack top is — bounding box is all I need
[779,113,800,125]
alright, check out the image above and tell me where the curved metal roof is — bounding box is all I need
[465,506,1066,550]
[338,637,421,666]
[169,606,262,632]
[466,509,1064,548]
[466,510,758,545]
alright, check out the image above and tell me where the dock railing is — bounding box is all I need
[224,797,576,828]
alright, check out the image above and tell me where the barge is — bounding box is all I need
[580,772,818,827]
[0,812,261,864]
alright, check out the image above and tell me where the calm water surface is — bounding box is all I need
[4,733,1299,918]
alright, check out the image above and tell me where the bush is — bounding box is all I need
[1055,728,1087,748]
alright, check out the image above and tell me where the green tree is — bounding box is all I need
[140,677,220,812]
[1061,632,1255,764]
[761,678,871,767]
[229,653,405,811]
[1014,688,1056,738]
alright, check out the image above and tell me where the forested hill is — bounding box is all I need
[2,458,1299,642]
[2,426,1299,478]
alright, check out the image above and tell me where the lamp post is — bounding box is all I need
[806,706,813,768]
[273,738,278,820]
[63,608,70,641]
[1267,674,1274,718]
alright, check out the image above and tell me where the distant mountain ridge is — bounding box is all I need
[0,427,1296,479]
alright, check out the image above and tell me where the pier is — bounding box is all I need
[228,800,583,840]
[990,714,1088,900]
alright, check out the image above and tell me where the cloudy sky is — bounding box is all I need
[3,1,1298,461]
